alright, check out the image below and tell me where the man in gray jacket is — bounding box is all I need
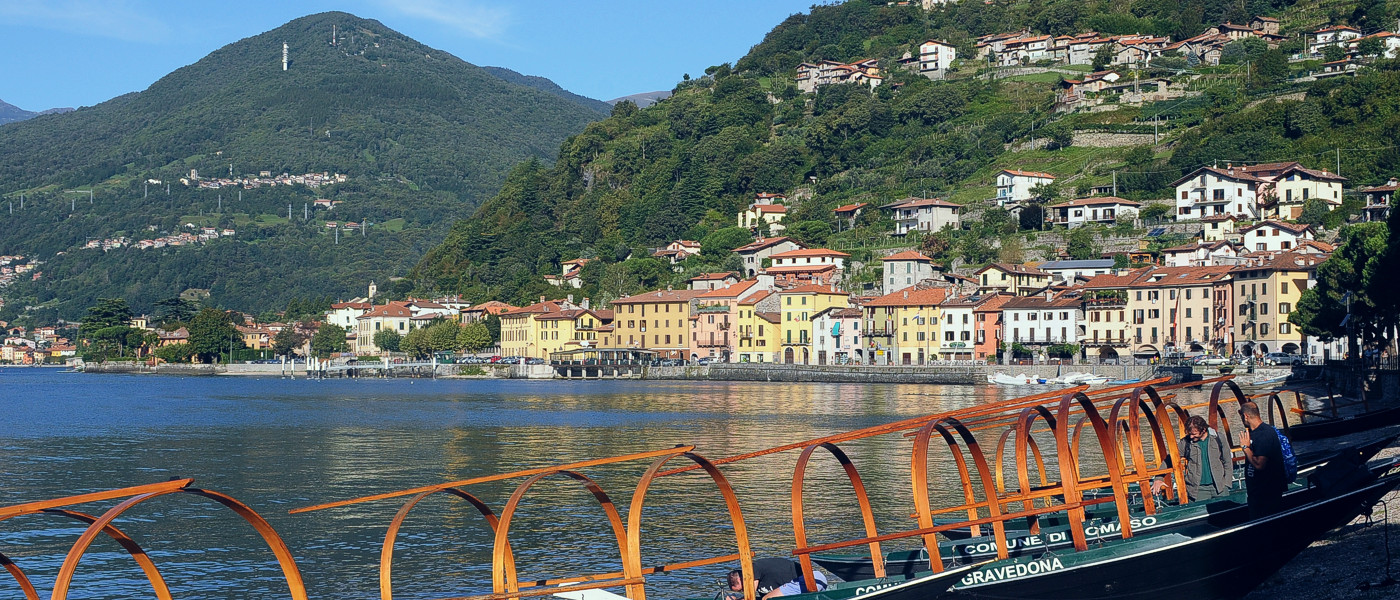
[1177,415,1233,501]
[1153,415,1233,501]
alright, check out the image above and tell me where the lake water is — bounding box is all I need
[0,369,1204,599]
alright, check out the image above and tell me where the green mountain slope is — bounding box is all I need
[482,66,612,115]
[412,0,1400,308]
[0,11,602,322]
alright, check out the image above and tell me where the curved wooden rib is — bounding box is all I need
[42,509,175,600]
[380,488,513,600]
[1056,391,1134,549]
[0,550,39,600]
[627,451,753,600]
[493,470,628,599]
[0,508,173,600]
[993,426,1049,501]
[792,443,884,587]
[1012,405,1059,521]
[1206,379,1245,449]
[912,417,1007,571]
[1262,392,1291,436]
[49,488,308,600]
[1108,387,1160,514]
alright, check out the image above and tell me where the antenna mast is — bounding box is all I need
[282,42,289,71]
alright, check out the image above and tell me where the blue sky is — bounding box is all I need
[0,0,818,111]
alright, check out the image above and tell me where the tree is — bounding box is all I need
[1253,50,1288,85]
[154,296,198,326]
[1042,122,1073,150]
[1140,203,1173,222]
[699,227,753,259]
[272,326,306,357]
[310,323,350,358]
[1357,37,1385,58]
[959,234,995,264]
[186,308,242,363]
[1113,253,1131,268]
[784,220,834,246]
[1066,227,1101,260]
[154,342,195,363]
[458,322,492,353]
[401,327,431,358]
[1321,44,1347,64]
[1296,198,1331,226]
[998,236,1025,263]
[372,329,402,353]
[427,321,462,353]
[1092,44,1114,71]
[1290,223,1389,358]
[979,207,1017,236]
[80,298,132,336]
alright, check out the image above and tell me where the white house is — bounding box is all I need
[883,197,962,235]
[326,301,372,330]
[1172,166,1266,221]
[733,237,803,278]
[812,306,864,365]
[918,39,957,79]
[1045,197,1141,227]
[796,59,883,93]
[881,251,940,295]
[653,240,702,264]
[1361,178,1398,223]
[996,170,1057,206]
[1239,221,1315,253]
[1035,259,1116,283]
[738,204,787,233]
[1309,26,1362,57]
[1262,163,1347,219]
[1001,290,1084,350]
[1160,240,1241,267]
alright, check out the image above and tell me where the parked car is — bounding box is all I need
[1193,355,1229,366]
[525,358,546,365]
[1262,352,1304,366]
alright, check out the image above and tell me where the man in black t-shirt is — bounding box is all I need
[1240,401,1286,518]
[727,558,828,599]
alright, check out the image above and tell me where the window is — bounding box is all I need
[1260,323,1270,335]
[1281,282,1290,294]
[1260,304,1269,315]
[1186,289,1192,300]
[1280,323,1291,334]
[1280,302,1291,314]
[1186,308,1193,318]
[1213,189,1225,200]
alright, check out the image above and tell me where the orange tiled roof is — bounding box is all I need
[1000,169,1057,179]
[863,287,951,307]
[882,250,933,262]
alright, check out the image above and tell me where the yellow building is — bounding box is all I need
[775,285,849,364]
[535,308,614,358]
[1231,251,1323,356]
[975,263,1052,295]
[609,290,707,359]
[738,204,788,233]
[862,287,951,365]
[355,302,414,354]
[1124,266,1234,359]
[734,290,781,363]
[499,300,567,358]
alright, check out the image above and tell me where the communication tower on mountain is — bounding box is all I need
[282,42,289,71]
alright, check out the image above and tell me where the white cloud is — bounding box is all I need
[377,0,510,40]
[0,0,170,42]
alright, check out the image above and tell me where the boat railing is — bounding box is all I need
[283,376,1256,600]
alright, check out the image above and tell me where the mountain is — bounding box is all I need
[0,99,37,124]
[0,11,603,322]
[482,66,612,115]
[607,91,671,108]
[0,100,77,124]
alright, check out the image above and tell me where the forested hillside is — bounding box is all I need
[413,0,1400,308]
[0,11,602,322]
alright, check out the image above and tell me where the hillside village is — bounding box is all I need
[7,1,1400,371]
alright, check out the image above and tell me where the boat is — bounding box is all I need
[988,372,1039,385]
[1288,403,1400,441]
[1048,372,1110,385]
[811,436,1400,582]
[944,466,1400,599]
[1104,378,1141,385]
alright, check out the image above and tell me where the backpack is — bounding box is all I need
[1275,428,1298,484]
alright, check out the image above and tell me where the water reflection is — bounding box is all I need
[0,371,1230,599]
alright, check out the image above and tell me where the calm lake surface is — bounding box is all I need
[0,369,1207,599]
